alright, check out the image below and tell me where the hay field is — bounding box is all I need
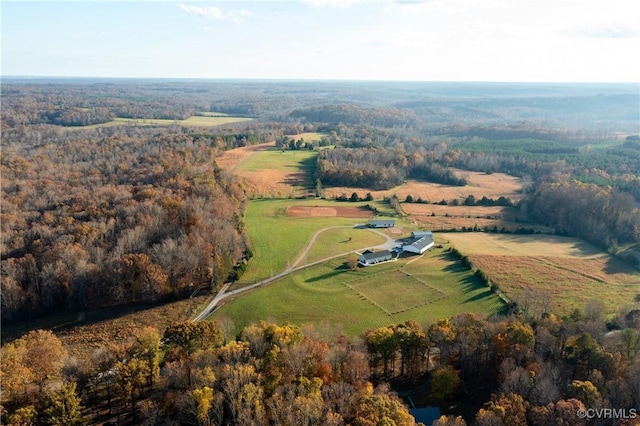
[226,147,318,198]
[442,233,640,315]
[324,171,525,204]
[215,142,276,171]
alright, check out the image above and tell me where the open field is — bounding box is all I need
[443,233,607,258]
[400,203,551,232]
[299,227,387,265]
[65,114,253,129]
[240,199,401,285]
[230,147,318,197]
[286,132,328,142]
[323,171,525,204]
[216,142,275,170]
[442,233,640,315]
[213,248,506,337]
[287,205,374,218]
[346,270,448,314]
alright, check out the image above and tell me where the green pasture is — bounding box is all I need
[214,248,506,337]
[300,227,387,265]
[240,199,374,285]
[236,147,317,174]
[240,198,415,286]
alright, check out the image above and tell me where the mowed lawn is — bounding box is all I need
[443,233,640,315]
[300,227,387,265]
[240,199,384,285]
[213,248,506,337]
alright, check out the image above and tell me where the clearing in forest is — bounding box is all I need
[229,146,318,198]
[285,132,328,142]
[323,171,525,204]
[67,114,252,129]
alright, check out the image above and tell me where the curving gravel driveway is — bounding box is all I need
[192,226,398,321]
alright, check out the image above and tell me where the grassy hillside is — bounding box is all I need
[239,198,403,285]
[214,248,506,337]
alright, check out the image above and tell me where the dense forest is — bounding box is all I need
[2,307,639,425]
[1,125,250,322]
[1,79,639,425]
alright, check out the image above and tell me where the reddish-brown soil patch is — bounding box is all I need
[286,205,375,218]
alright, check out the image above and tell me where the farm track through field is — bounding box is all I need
[192,226,397,321]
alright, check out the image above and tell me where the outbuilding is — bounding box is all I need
[368,219,395,228]
[411,230,433,239]
[358,249,393,266]
[402,235,435,255]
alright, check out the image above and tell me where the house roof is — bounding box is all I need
[412,230,433,238]
[360,250,392,260]
[405,235,434,251]
[368,219,395,225]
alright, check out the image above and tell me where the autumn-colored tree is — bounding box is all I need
[430,366,461,401]
[567,379,602,406]
[352,387,415,426]
[476,393,529,426]
[0,329,67,407]
[131,326,162,387]
[362,326,399,381]
[346,254,359,271]
[164,321,224,355]
[42,381,86,426]
[428,319,456,366]
[433,415,467,426]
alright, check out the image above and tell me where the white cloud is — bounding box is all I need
[178,4,250,23]
[564,21,639,39]
[300,0,362,8]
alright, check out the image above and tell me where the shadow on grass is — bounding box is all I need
[305,266,350,283]
[463,289,494,303]
[457,275,487,293]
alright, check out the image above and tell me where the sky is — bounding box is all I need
[1,0,639,82]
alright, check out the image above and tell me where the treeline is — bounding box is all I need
[316,147,465,190]
[3,306,640,425]
[1,126,249,322]
[523,180,640,254]
[1,321,418,425]
[290,104,418,127]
